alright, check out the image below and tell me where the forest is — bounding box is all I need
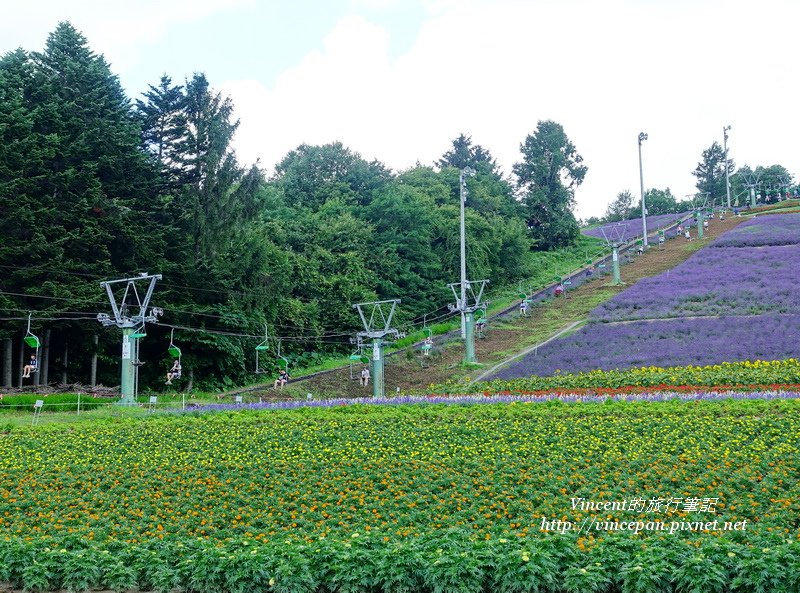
[0,23,592,390]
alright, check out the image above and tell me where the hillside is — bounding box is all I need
[489,213,800,380]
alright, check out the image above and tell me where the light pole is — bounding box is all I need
[723,126,732,208]
[459,166,476,338]
[638,132,648,248]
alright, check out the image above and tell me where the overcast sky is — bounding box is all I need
[2,0,798,218]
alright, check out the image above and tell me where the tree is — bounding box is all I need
[437,133,500,176]
[604,190,635,221]
[692,142,734,203]
[513,120,587,249]
[638,188,680,216]
[755,164,793,202]
[273,142,392,210]
[136,74,187,188]
[0,22,163,386]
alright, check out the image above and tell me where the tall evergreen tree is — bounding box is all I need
[692,141,734,203]
[437,133,500,175]
[514,120,587,249]
[136,74,187,188]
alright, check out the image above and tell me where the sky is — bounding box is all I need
[2,0,798,219]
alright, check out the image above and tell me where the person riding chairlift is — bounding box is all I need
[165,359,181,385]
[274,368,289,389]
[22,354,38,378]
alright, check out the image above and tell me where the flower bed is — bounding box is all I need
[1,399,799,591]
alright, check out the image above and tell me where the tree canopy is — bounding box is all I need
[513,120,587,249]
[0,23,592,390]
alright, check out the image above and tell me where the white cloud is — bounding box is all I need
[0,0,252,73]
[220,0,800,218]
[12,0,791,219]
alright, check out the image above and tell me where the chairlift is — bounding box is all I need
[22,312,41,377]
[167,327,182,360]
[348,339,369,380]
[275,339,290,371]
[130,324,146,367]
[255,324,270,374]
[475,306,488,339]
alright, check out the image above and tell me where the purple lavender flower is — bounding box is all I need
[182,390,800,414]
[490,315,800,378]
[583,212,692,241]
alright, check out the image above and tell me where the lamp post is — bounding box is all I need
[723,126,732,209]
[459,166,476,338]
[638,132,648,248]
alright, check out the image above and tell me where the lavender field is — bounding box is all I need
[709,213,800,247]
[582,212,691,241]
[592,243,800,320]
[491,315,800,378]
[494,213,800,378]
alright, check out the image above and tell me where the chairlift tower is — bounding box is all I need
[352,299,403,398]
[600,224,628,285]
[451,165,490,363]
[458,166,476,338]
[778,174,792,201]
[687,193,710,239]
[448,279,489,364]
[97,273,162,404]
[738,170,761,208]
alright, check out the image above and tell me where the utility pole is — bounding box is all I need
[638,132,649,248]
[352,299,403,399]
[97,273,162,404]
[723,126,732,208]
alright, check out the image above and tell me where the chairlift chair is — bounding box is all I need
[475,307,488,339]
[255,324,270,374]
[130,325,146,367]
[23,312,41,377]
[167,327,182,360]
[275,339,290,372]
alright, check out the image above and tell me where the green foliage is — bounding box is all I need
[1,23,595,391]
[0,393,108,413]
[514,120,587,249]
[604,190,635,222]
[693,141,734,202]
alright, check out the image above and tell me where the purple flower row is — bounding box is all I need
[183,389,800,413]
[710,213,800,247]
[582,212,692,241]
[592,243,800,320]
[491,314,800,378]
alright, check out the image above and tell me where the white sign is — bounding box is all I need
[149,396,157,404]
[373,345,380,361]
[612,251,618,262]
[34,400,44,409]
[122,335,131,360]
[235,395,243,403]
